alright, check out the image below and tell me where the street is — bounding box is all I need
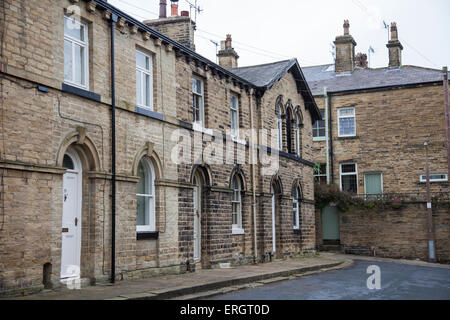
[208,259,450,300]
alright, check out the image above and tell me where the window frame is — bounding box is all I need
[337,107,356,138]
[420,174,448,183]
[192,76,205,128]
[340,163,358,194]
[294,112,301,156]
[136,158,156,233]
[364,173,384,199]
[314,163,327,185]
[136,50,154,111]
[276,105,283,151]
[313,109,326,141]
[64,16,89,90]
[230,93,240,138]
[231,175,244,234]
[292,187,300,230]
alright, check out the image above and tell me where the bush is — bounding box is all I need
[314,183,381,212]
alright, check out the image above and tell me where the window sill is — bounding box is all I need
[137,231,159,240]
[313,137,326,142]
[135,106,164,121]
[193,123,213,135]
[337,135,358,140]
[62,83,101,102]
[231,135,247,146]
[232,228,245,235]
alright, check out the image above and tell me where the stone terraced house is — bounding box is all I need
[305,20,449,196]
[0,0,321,295]
[303,21,450,258]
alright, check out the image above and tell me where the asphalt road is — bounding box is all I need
[208,259,450,300]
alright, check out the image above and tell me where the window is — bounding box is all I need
[276,105,283,150]
[340,163,358,194]
[294,112,301,156]
[231,175,243,233]
[420,174,448,183]
[365,173,383,198]
[286,109,292,153]
[313,109,326,140]
[192,77,204,126]
[64,16,89,89]
[136,158,156,232]
[338,108,356,137]
[292,187,301,230]
[136,50,153,110]
[314,163,327,185]
[230,94,239,137]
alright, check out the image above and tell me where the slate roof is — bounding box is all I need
[301,64,448,95]
[228,59,322,122]
[228,59,295,89]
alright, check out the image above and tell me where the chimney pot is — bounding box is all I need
[225,34,232,50]
[343,19,350,35]
[181,10,189,17]
[390,22,398,40]
[159,0,167,19]
[171,0,179,16]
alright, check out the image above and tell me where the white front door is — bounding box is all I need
[271,188,276,253]
[61,152,82,279]
[193,175,202,262]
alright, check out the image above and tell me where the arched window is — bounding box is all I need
[136,157,156,232]
[292,186,301,230]
[294,111,302,157]
[276,104,283,151]
[231,175,243,232]
[286,108,292,153]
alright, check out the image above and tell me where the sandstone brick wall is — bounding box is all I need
[326,202,450,264]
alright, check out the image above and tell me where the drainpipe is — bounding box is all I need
[328,93,334,184]
[249,89,258,262]
[110,13,118,284]
[324,87,330,185]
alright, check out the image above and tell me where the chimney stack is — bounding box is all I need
[171,0,179,16]
[217,34,239,69]
[144,0,196,50]
[386,22,403,68]
[334,20,357,73]
[159,0,167,19]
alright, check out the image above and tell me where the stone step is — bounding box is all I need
[318,245,343,253]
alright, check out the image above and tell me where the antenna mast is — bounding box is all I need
[184,0,203,28]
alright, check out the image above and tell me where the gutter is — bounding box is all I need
[110,13,118,284]
[248,90,258,262]
[328,92,334,184]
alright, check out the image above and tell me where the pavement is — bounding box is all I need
[5,253,350,300]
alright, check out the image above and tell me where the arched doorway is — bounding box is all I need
[61,148,82,279]
[271,177,283,258]
[192,171,204,263]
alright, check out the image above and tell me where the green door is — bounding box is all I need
[322,206,340,241]
[365,173,383,197]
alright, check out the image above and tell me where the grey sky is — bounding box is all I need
[108,0,449,70]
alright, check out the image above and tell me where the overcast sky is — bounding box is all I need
[108,0,449,70]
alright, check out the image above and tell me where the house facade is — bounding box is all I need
[304,21,449,196]
[303,21,449,257]
[0,0,320,295]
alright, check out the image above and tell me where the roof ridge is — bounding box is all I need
[229,59,294,71]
